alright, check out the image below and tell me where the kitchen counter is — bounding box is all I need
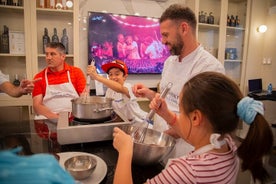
[0,119,164,184]
[62,140,164,184]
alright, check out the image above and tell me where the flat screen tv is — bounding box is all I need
[88,12,170,74]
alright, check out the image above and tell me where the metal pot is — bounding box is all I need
[71,96,113,120]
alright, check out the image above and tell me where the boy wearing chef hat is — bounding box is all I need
[87,60,148,124]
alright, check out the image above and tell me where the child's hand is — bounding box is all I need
[87,65,98,79]
[149,93,168,117]
[113,127,133,155]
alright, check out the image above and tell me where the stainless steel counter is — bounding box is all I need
[57,112,130,144]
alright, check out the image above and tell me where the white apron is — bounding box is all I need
[34,69,79,133]
[43,68,79,113]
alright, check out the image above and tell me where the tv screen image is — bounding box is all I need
[88,12,170,74]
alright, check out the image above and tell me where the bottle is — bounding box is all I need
[267,83,273,95]
[42,28,50,54]
[39,0,44,8]
[227,15,230,26]
[17,0,23,6]
[199,11,205,23]
[230,15,235,27]
[50,0,55,9]
[0,25,9,53]
[12,0,18,6]
[61,28,69,54]
[7,0,12,5]
[1,0,7,5]
[62,0,67,10]
[52,28,59,43]
[13,74,20,87]
[235,15,240,27]
[207,12,214,24]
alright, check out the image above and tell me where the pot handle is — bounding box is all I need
[93,107,113,112]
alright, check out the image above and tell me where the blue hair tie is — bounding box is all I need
[237,97,264,125]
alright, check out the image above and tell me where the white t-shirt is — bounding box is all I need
[105,82,147,122]
[156,45,225,163]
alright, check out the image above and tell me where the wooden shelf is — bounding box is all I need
[199,23,220,30]
[36,7,73,15]
[225,59,243,63]
[0,5,24,11]
[0,53,25,57]
[0,94,32,106]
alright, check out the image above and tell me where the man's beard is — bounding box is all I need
[169,33,184,56]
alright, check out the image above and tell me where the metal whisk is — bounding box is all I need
[137,82,173,143]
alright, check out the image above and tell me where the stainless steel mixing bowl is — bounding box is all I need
[119,124,176,165]
[64,155,97,180]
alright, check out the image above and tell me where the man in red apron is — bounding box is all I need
[32,42,86,148]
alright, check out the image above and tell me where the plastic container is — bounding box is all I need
[267,83,273,95]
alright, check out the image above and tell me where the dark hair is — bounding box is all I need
[46,42,66,54]
[159,4,197,31]
[181,71,273,183]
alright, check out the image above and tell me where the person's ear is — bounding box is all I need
[180,22,189,34]
[189,109,202,127]
[61,54,66,60]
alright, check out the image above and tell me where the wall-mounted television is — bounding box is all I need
[88,12,170,74]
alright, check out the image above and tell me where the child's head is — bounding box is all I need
[179,71,273,183]
[101,60,128,84]
[101,60,128,75]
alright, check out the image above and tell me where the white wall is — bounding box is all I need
[243,0,276,91]
[262,1,276,88]
[78,0,185,88]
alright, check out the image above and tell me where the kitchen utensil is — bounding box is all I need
[80,59,95,103]
[71,96,113,120]
[120,124,175,165]
[136,82,173,143]
[64,154,97,180]
[58,152,108,184]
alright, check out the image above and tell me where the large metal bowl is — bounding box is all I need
[119,124,176,165]
[64,155,97,180]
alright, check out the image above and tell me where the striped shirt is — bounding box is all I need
[32,63,86,97]
[147,135,239,184]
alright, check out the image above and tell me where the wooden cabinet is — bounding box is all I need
[186,0,250,93]
[0,1,33,106]
[30,0,79,74]
[0,0,79,106]
[0,0,79,152]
